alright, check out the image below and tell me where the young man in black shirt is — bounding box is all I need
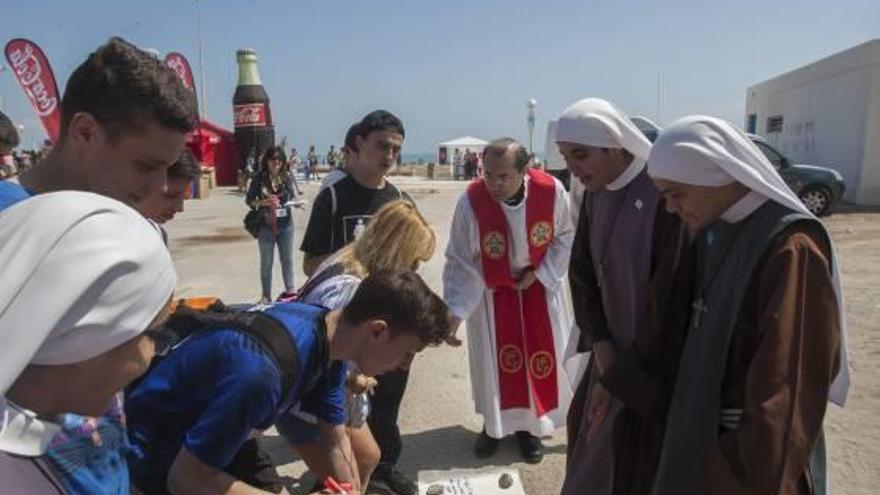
[300,109,418,495]
[301,110,410,276]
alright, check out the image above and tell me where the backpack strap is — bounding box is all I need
[329,184,338,249]
[156,303,301,401]
[296,262,348,302]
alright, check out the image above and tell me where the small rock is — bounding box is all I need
[426,483,445,495]
[498,473,514,489]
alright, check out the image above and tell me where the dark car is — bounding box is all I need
[629,117,845,216]
[746,134,845,216]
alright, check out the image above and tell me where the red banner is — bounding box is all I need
[233,103,267,128]
[4,39,61,142]
[164,52,195,92]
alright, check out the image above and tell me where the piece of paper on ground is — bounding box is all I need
[417,468,526,495]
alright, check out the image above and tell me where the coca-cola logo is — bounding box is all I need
[8,43,58,117]
[234,104,266,127]
[165,53,194,90]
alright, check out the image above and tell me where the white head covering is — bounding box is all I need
[0,191,176,454]
[647,115,850,406]
[555,97,652,161]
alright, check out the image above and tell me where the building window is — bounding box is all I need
[766,115,784,133]
[747,114,757,133]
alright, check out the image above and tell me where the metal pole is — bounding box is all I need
[656,72,661,124]
[526,98,537,154]
[195,0,207,122]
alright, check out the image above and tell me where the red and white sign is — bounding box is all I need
[233,103,267,128]
[164,52,196,92]
[4,39,62,142]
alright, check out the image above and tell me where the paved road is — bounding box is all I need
[165,177,568,495]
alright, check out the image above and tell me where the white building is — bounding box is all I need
[745,39,880,204]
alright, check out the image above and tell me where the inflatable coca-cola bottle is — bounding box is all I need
[233,48,274,170]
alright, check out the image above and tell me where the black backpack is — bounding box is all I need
[137,300,303,401]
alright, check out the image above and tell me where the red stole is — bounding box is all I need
[466,168,558,416]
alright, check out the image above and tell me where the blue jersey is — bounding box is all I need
[0,179,31,210]
[1,179,133,495]
[125,302,346,489]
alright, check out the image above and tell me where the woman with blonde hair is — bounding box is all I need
[275,199,436,492]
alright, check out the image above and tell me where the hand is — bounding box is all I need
[347,374,378,395]
[267,195,280,208]
[592,340,618,376]
[515,269,538,291]
[586,382,612,442]
[445,315,463,347]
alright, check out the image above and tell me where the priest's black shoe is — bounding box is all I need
[515,431,544,464]
[474,429,499,458]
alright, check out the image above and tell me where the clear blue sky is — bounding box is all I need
[2,0,878,153]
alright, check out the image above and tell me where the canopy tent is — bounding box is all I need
[437,136,488,165]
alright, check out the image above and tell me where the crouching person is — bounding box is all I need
[125,270,452,495]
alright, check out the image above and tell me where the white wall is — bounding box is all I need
[746,39,880,204]
[857,63,880,203]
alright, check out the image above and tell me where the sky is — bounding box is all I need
[1,0,878,154]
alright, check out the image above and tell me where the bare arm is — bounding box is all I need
[167,448,276,495]
[317,422,361,492]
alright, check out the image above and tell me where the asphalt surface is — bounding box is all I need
[165,177,568,495]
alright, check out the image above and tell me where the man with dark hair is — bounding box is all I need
[443,136,577,464]
[302,110,408,276]
[125,270,451,495]
[327,144,338,170]
[0,37,196,495]
[0,110,20,179]
[136,149,199,225]
[301,109,419,494]
[0,36,196,210]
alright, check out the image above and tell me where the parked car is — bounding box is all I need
[629,116,845,216]
[747,134,845,216]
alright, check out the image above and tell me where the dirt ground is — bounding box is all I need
[166,180,880,494]
[820,206,880,495]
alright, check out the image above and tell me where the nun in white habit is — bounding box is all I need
[0,191,176,492]
[648,115,848,495]
[558,98,691,495]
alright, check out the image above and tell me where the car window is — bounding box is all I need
[753,141,785,170]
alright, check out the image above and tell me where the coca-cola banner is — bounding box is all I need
[4,39,62,142]
[164,52,195,92]
[233,103,267,128]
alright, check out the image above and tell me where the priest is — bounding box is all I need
[442,137,577,464]
[647,115,849,495]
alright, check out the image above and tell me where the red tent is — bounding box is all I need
[186,119,239,186]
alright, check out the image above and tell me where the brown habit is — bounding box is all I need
[694,222,840,495]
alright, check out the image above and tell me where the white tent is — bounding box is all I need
[437,136,488,165]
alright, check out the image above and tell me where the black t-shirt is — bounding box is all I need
[300,175,411,255]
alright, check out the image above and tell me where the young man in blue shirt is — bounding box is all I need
[0,38,196,495]
[125,270,451,495]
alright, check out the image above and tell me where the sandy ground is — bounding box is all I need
[166,178,879,495]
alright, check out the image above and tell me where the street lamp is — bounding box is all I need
[194,0,207,122]
[526,98,537,154]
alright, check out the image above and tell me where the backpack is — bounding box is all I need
[140,299,302,401]
[276,262,347,303]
